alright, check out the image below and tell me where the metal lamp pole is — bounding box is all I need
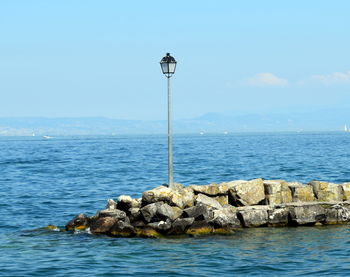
[160,53,177,190]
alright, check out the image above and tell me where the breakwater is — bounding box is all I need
[64,179,350,237]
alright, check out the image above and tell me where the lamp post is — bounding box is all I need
[160,53,177,190]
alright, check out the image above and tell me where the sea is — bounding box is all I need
[1,132,350,276]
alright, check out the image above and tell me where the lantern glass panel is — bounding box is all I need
[168,63,176,74]
[161,63,169,74]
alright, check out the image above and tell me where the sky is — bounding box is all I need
[0,0,349,120]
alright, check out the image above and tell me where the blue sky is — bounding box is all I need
[0,0,349,120]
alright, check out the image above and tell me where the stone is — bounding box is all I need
[65,213,90,231]
[228,178,265,206]
[210,206,241,228]
[90,216,118,234]
[117,195,141,212]
[289,184,315,202]
[264,180,293,205]
[156,203,182,221]
[195,193,222,209]
[140,203,158,223]
[97,209,126,219]
[321,203,350,224]
[214,195,229,206]
[128,208,142,223]
[267,207,289,226]
[170,187,195,209]
[106,199,117,210]
[110,220,135,237]
[342,183,350,200]
[142,186,173,204]
[288,203,326,225]
[169,218,195,234]
[237,206,269,227]
[148,219,172,232]
[189,183,229,196]
[309,181,344,202]
[186,220,214,236]
[183,203,213,221]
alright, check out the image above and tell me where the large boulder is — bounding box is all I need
[195,193,222,209]
[169,218,195,235]
[96,209,126,219]
[228,178,265,206]
[106,199,117,210]
[237,206,269,227]
[267,207,289,226]
[65,213,90,231]
[142,185,194,209]
[288,202,326,225]
[110,220,135,237]
[156,203,182,221]
[264,180,292,205]
[142,186,173,204]
[183,203,213,221]
[170,187,194,209]
[342,183,350,200]
[190,183,229,196]
[148,219,172,233]
[90,216,118,234]
[309,181,343,202]
[289,183,315,202]
[210,206,241,229]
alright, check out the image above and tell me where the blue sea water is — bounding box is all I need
[1,132,350,276]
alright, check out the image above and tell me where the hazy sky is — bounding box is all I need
[0,0,349,120]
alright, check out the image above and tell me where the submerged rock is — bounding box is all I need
[65,213,90,231]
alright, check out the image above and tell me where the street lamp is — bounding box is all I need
[160,53,177,190]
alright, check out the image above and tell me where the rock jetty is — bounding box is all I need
[65,179,350,237]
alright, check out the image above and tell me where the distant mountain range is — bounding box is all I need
[0,109,349,135]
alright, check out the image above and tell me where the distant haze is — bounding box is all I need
[1,108,349,135]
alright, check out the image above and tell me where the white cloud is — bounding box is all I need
[312,71,350,84]
[246,73,288,87]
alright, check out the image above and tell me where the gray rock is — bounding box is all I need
[169,218,195,234]
[148,219,172,232]
[110,220,135,236]
[156,203,182,221]
[140,203,158,223]
[268,207,289,226]
[183,204,213,221]
[196,193,222,209]
[210,206,241,228]
[237,206,269,227]
[288,203,326,225]
[97,209,126,220]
